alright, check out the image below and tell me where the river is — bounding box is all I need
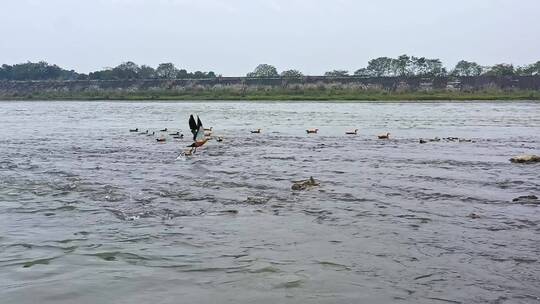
[0,101,539,303]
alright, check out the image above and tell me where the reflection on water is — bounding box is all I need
[0,101,539,304]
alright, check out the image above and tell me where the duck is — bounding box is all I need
[169,131,180,136]
[173,134,184,139]
[419,139,427,144]
[147,131,155,137]
[251,129,261,134]
[160,128,168,132]
[186,114,209,154]
[345,129,358,135]
[378,132,390,139]
[204,127,213,132]
[139,130,149,135]
[216,136,223,142]
[306,128,319,134]
[156,137,166,142]
[129,128,139,132]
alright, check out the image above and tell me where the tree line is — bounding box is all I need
[0,61,216,81]
[247,56,540,78]
[1,56,539,81]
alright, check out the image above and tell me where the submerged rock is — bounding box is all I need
[291,177,320,191]
[244,196,269,205]
[510,155,540,163]
[512,195,539,205]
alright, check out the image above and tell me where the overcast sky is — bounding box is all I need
[1,0,539,75]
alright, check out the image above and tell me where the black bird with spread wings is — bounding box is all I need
[186,115,209,154]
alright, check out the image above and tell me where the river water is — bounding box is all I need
[0,101,539,304]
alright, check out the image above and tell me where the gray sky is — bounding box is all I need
[1,0,539,75]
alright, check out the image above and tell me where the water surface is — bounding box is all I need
[1,101,539,304]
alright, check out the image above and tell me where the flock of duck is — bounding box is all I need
[130,116,397,155]
[128,114,493,156]
[129,114,539,164]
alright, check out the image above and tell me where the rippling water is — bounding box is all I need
[1,101,539,304]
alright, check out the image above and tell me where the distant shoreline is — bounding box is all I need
[2,76,540,102]
[1,90,539,102]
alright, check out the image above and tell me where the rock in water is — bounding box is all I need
[509,155,540,163]
[292,177,320,191]
[467,213,481,219]
[512,195,539,204]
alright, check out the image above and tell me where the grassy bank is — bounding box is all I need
[2,88,540,101]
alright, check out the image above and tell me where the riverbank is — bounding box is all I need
[2,88,539,101]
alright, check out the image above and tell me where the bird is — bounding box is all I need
[419,139,427,144]
[216,136,223,142]
[160,128,168,132]
[169,131,180,136]
[186,114,209,154]
[378,132,390,139]
[306,128,319,134]
[204,127,213,132]
[129,128,139,132]
[139,130,149,135]
[147,131,155,137]
[156,137,166,142]
[345,129,358,135]
[173,134,184,139]
[251,129,261,134]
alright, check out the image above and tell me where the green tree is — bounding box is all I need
[0,61,79,80]
[280,69,304,78]
[247,64,279,78]
[156,63,178,79]
[89,68,114,80]
[364,57,394,76]
[324,70,349,77]
[484,64,515,76]
[452,60,483,76]
[395,54,412,76]
[410,56,427,75]
[111,61,141,79]
[139,65,156,79]
[176,69,189,79]
[516,61,540,76]
[424,59,446,77]
[0,64,12,80]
